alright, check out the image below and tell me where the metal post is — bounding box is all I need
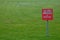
[46,20,49,37]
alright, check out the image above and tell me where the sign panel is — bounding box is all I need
[42,8,53,20]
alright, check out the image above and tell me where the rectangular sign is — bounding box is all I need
[42,8,53,20]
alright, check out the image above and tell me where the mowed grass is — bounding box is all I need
[0,0,60,40]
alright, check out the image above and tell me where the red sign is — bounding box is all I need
[42,8,53,20]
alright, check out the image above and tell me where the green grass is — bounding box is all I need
[0,0,60,40]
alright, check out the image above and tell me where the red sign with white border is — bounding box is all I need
[42,8,53,20]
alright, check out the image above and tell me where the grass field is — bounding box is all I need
[0,0,60,40]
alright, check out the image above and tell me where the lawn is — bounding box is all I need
[0,0,60,40]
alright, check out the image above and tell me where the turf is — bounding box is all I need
[0,0,60,40]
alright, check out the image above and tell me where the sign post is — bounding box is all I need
[42,8,53,37]
[46,20,49,37]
